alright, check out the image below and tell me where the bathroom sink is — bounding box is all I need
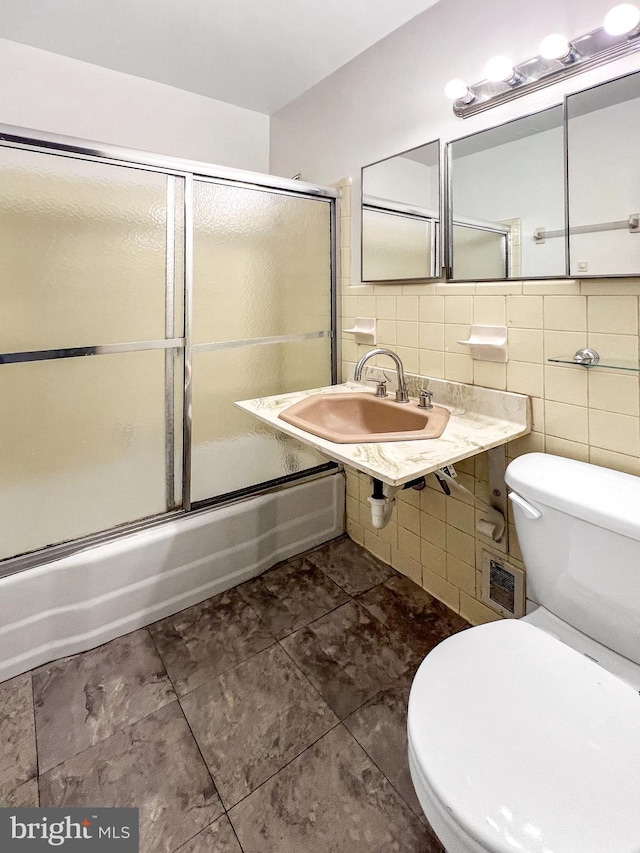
[278,392,450,443]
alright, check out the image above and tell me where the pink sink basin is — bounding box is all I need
[278,392,450,443]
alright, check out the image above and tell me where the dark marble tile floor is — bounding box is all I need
[0,535,469,853]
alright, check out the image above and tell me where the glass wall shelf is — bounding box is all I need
[548,355,640,372]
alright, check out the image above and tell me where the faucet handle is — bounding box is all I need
[367,378,388,398]
[418,389,434,409]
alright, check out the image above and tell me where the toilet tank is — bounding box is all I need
[505,453,640,665]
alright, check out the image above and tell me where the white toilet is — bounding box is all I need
[408,453,640,853]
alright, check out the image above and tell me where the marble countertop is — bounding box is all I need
[235,378,531,487]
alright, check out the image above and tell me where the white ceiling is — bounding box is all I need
[0,0,441,114]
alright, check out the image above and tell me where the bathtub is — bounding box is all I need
[0,472,345,683]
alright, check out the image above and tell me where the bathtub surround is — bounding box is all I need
[0,536,459,853]
[336,179,640,624]
[0,474,344,683]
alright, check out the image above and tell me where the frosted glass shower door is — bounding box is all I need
[191,179,334,502]
[0,146,184,560]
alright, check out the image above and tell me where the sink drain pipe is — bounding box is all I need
[367,470,504,543]
[368,477,425,530]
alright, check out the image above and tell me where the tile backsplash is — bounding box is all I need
[337,177,640,625]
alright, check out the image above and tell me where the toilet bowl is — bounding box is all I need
[407,453,640,853]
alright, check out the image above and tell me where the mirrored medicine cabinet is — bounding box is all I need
[566,70,640,277]
[360,68,640,284]
[448,105,565,281]
[361,139,440,282]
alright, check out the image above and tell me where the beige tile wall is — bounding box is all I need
[337,178,640,625]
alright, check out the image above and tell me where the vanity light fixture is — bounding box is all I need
[484,55,523,85]
[445,3,640,117]
[444,78,476,103]
[538,34,576,62]
[604,2,640,35]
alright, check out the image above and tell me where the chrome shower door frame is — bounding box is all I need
[0,125,338,576]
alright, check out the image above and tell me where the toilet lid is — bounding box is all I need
[408,620,640,853]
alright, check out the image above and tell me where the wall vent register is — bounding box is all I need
[481,550,525,618]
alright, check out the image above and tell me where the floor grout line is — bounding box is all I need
[7,537,452,851]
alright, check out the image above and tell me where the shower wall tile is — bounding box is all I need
[33,628,175,773]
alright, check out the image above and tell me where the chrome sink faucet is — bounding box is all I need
[354,348,409,403]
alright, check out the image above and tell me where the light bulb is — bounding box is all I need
[604,3,640,35]
[444,79,470,99]
[484,55,516,82]
[539,33,572,59]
